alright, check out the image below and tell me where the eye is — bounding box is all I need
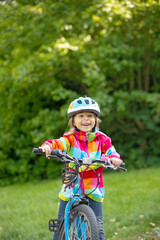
[88,114,94,118]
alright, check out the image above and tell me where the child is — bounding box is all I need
[39,97,123,240]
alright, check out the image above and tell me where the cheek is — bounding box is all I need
[73,118,80,126]
[91,119,96,125]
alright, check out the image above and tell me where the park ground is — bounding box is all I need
[0,167,160,240]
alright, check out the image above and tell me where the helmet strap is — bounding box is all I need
[72,117,80,132]
[74,126,96,132]
[74,126,81,132]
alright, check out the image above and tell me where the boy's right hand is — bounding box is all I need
[39,145,51,156]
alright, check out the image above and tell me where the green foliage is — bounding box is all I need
[0,0,160,184]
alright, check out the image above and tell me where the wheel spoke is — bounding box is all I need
[69,213,92,239]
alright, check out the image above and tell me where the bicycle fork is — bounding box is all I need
[64,197,88,240]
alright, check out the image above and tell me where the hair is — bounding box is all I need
[68,114,101,130]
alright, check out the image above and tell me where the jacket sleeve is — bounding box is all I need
[42,136,71,153]
[102,134,122,160]
[81,134,122,172]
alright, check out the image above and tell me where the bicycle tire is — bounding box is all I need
[58,204,100,240]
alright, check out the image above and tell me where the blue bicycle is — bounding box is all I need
[33,148,126,240]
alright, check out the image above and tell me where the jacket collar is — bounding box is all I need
[72,128,101,142]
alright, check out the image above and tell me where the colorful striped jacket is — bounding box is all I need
[43,128,121,202]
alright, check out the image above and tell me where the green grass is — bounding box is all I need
[0,167,160,240]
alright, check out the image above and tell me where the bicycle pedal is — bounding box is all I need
[49,219,62,232]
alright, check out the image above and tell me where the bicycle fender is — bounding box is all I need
[64,197,89,239]
[71,198,89,208]
[64,197,83,239]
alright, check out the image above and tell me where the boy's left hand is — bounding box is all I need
[110,157,122,167]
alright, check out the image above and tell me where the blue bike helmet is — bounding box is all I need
[67,97,100,118]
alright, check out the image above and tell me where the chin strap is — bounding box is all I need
[74,126,96,132]
[74,126,81,132]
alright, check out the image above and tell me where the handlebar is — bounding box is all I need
[32,148,127,171]
[33,148,62,157]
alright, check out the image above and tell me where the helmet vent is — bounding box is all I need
[92,100,95,104]
[85,99,89,104]
[77,100,82,104]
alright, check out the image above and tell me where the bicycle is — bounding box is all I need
[33,148,127,240]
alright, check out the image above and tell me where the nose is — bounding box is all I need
[84,116,89,121]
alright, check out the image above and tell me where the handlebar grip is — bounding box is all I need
[32,148,44,155]
[120,162,125,167]
[50,149,62,156]
[32,148,62,156]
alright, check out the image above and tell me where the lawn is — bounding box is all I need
[0,167,160,240]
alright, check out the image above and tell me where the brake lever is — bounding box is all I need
[105,165,117,170]
[46,154,65,162]
[104,159,127,171]
[104,165,127,171]
[116,166,127,171]
[105,159,117,170]
[47,151,74,161]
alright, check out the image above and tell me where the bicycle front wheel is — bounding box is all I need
[58,204,100,240]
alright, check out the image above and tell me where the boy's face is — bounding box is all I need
[73,112,96,132]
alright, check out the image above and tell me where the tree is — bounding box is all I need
[0,0,160,185]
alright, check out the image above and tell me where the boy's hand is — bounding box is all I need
[39,145,51,156]
[110,157,122,167]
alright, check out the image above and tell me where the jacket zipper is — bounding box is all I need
[86,133,89,156]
